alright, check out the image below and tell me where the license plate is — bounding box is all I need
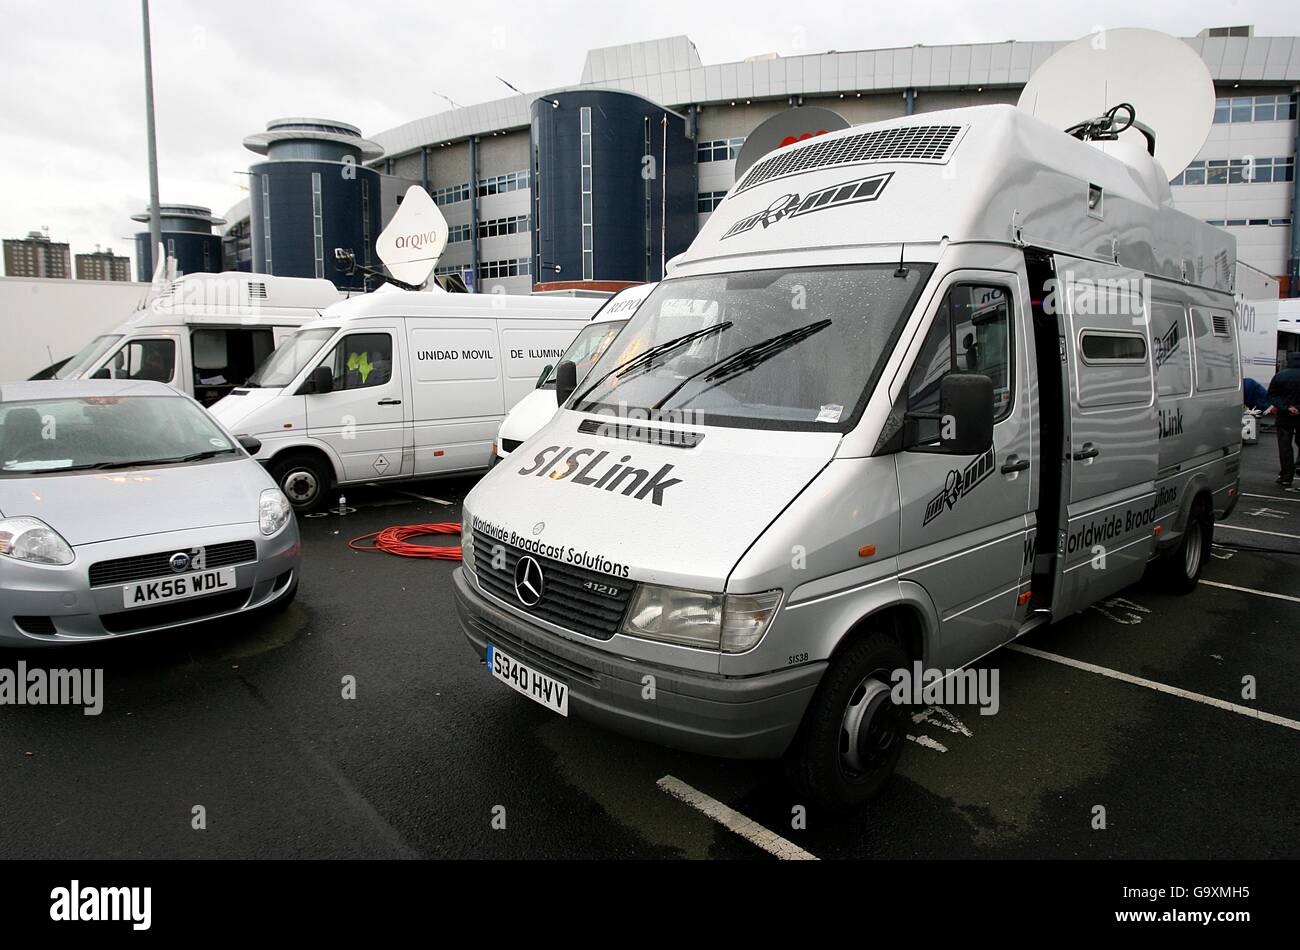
[122,568,238,608]
[487,643,569,716]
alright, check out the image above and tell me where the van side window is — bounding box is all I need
[907,283,1013,438]
[1189,307,1239,392]
[325,333,393,390]
[1150,301,1191,397]
[111,338,175,383]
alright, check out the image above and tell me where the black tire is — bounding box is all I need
[269,452,332,513]
[786,630,910,810]
[1156,496,1212,594]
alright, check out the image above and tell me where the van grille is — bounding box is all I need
[735,124,964,194]
[471,528,634,640]
[89,540,258,588]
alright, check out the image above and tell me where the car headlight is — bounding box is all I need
[0,517,75,566]
[622,584,781,653]
[460,509,475,572]
[259,488,292,536]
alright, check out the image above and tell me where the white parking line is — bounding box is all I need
[656,775,818,860]
[1007,644,1300,733]
[1200,579,1300,605]
[394,489,453,506]
[1241,492,1300,504]
[1216,523,1300,541]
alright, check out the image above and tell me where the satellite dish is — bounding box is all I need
[734,106,851,179]
[1017,28,1214,178]
[375,186,448,287]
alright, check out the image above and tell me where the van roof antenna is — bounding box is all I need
[894,243,908,278]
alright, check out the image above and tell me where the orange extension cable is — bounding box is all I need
[348,523,463,560]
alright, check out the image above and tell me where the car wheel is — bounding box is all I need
[1157,496,1211,594]
[786,630,909,810]
[270,453,331,513]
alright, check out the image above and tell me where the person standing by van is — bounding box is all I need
[1266,352,1300,486]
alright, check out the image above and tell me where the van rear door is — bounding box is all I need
[1049,257,1159,617]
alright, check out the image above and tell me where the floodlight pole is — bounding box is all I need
[141,0,163,266]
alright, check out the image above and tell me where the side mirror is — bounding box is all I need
[236,434,262,455]
[92,367,111,380]
[535,364,554,389]
[299,365,335,395]
[905,373,994,455]
[555,360,578,407]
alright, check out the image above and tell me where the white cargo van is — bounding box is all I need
[210,287,600,511]
[492,282,656,466]
[453,95,1243,807]
[55,273,341,406]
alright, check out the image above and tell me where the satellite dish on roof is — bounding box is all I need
[1017,28,1215,178]
[375,186,448,287]
[734,106,851,179]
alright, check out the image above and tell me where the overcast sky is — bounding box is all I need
[0,0,1288,271]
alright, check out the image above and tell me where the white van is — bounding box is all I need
[492,282,656,466]
[55,273,341,406]
[210,287,600,511]
[453,103,1243,807]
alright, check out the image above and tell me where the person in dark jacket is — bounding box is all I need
[1266,352,1300,486]
[1244,376,1271,412]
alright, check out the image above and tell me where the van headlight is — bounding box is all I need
[259,488,292,536]
[622,584,781,653]
[460,510,475,572]
[0,517,75,565]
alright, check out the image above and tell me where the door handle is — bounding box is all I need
[1072,442,1100,461]
[377,398,402,406]
[1001,454,1031,474]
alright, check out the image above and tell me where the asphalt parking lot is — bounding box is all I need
[2,437,1298,860]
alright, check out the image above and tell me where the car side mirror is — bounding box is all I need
[236,434,262,455]
[92,367,111,379]
[298,365,335,395]
[555,360,578,406]
[904,373,994,455]
[535,364,553,389]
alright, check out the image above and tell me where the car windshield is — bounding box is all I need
[540,320,629,387]
[0,396,239,476]
[54,335,123,379]
[571,264,932,431]
[245,327,336,388]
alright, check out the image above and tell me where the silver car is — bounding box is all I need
[0,380,299,644]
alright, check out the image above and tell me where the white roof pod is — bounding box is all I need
[317,284,603,324]
[676,104,1234,293]
[128,272,342,328]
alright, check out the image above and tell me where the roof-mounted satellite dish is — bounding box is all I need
[1017,28,1215,179]
[374,185,449,288]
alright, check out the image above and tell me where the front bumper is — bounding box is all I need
[0,521,300,644]
[453,567,824,760]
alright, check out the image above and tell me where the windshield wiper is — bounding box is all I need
[91,449,236,470]
[572,322,733,407]
[652,320,832,410]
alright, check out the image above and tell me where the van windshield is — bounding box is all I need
[245,328,337,388]
[540,319,629,387]
[571,264,931,431]
[54,335,123,379]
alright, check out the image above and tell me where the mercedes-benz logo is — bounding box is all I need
[513,555,544,607]
[169,552,191,573]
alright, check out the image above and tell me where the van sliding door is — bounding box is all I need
[1049,256,1159,618]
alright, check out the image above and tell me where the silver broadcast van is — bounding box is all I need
[453,101,1242,807]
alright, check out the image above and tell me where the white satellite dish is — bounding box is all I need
[1018,28,1215,178]
[375,185,449,287]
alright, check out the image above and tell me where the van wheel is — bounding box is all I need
[786,631,909,810]
[1157,497,1212,594]
[270,453,331,513]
